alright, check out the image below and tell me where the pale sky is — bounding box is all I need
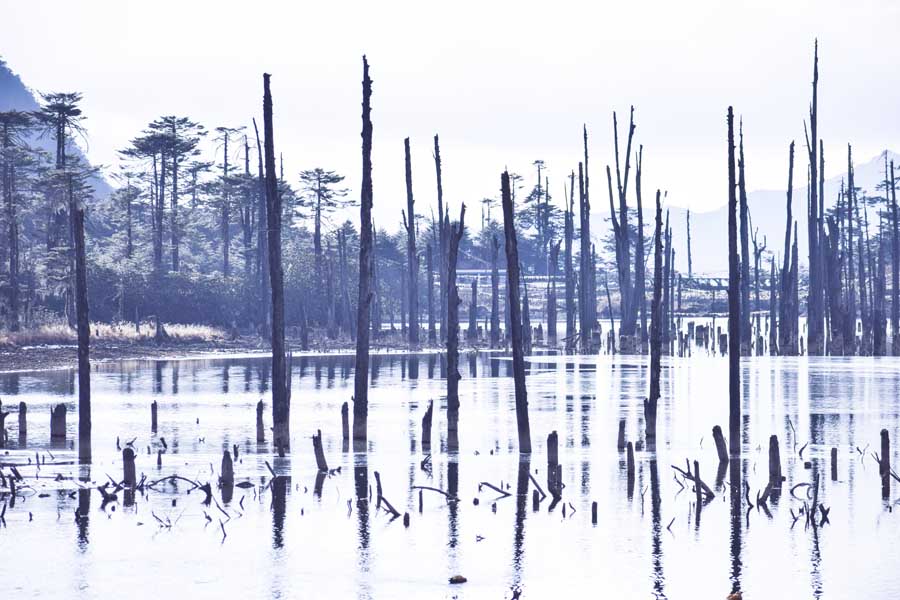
[2,0,899,231]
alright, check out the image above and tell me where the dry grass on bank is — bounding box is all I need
[0,322,227,348]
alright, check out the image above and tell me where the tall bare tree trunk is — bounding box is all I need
[738,124,752,355]
[490,236,500,348]
[635,148,647,351]
[578,160,592,352]
[73,204,91,462]
[806,41,824,355]
[434,135,447,342]
[427,243,436,344]
[727,107,741,457]
[564,172,576,351]
[891,161,899,354]
[403,138,419,345]
[548,241,559,346]
[501,171,532,454]
[447,205,465,452]
[779,142,796,356]
[353,57,374,447]
[645,190,663,448]
[263,73,289,450]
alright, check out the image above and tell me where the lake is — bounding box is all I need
[0,349,897,599]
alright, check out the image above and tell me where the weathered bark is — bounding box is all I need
[635,147,647,351]
[434,135,447,341]
[353,57,374,447]
[427,244,436,344]
[547,241,560,346]
[564,172,576,351]
[779,142,797,356]
[403,138,419,345]
[726,107,740,457]
[501,171,532,454]
[447,205,466,452]
[578,161,592,351]
[467,278,477,342]
[738,124,752,355]
[806,41,824,356]
[891,161,899,354]
[73,205,91,462]
[263,74,289,450]
[490,236,500,348]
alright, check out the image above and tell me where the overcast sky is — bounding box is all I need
[2,0,898,230]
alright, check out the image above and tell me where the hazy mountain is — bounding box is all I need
[591,150,899,276]
[0,57,111,199]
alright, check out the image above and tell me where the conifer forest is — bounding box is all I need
[0,2,899,598]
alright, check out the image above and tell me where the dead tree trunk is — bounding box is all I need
[892,161,899,354]
[501,171,532,453]
[806,41,825,356]
[427,244,436,344]
[645,190,663,448]
[252,119,270,338]
[769,258,778,355]
[434,135,447,342]
[353,57,374,448]
[490,236,500,348]
[447,205,466,452]
[564,172,576,351]
[686,209,693,280]
[73,205,91,462]
[727,107,741,457]
[738,124,752,355]
[522,273,533,354]
[635,147,647,351]
[608,109,638,349]
[846,148,858,353]
[263,73,289,451]
[403,138,419,345]
[468,278,477,342]
[578,161,592,352]
[779,142,797,356]
[662,212,671,352]
[548,241,559,346]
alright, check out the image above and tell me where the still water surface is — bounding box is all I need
[0,351,898,599]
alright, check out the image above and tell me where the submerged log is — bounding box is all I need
[221,450,234,487]
[626,441,635,497]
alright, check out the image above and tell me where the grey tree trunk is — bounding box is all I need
[727,107,741,457]
[645,190,663,448]
[403,138,419,345]
[490,236,500,348]
[447,205,466,452]
[73,204,91,462]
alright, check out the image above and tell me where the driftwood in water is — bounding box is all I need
[313,429,328,472]
[626,441,635,497]
[373,470,401,519]
[221,450,234,486]
[617,418,626,451]
[421,400,433,453]
[501,171,532,454]
[353,57,374,448]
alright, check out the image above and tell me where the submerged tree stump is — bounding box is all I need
[17,401,26,446]
[341,401,350,450]
[769,435,783,489]
[123,447,136,487]
[221,450,234,487]
[256,400,265,443]
[712,425,728,463]
[50,404,66,440]
[421,400,433,453]
[626,441,635,497]
[830,447,838,481]
[547,431,561,499]
[151,400,158,432]
[313,429,328,472]
[881,429,891,498]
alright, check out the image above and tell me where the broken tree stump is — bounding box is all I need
[313,429,328,472]
[341,401,350,446]
[548,430,560,498]
[256,400,265,443]
[151,400,158,432]
[123,447,136,487]
[712,425,728,463]
[830,447,837,481]
[50,404,66,440]
[769,435,783,488]
[881,429,891,498]
[421,400,433,453]
[221,450,234,487]
[626,441,635,496]
[17,401,26,446]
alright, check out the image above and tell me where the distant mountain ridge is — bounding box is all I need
[0,57,111,199]
[590,150,899,276]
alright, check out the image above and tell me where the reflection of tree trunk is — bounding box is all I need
[728,458,743,596]
[649,458,665,598]
[511,457,530,589]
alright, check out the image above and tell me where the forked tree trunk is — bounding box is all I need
[501,171,532,453]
